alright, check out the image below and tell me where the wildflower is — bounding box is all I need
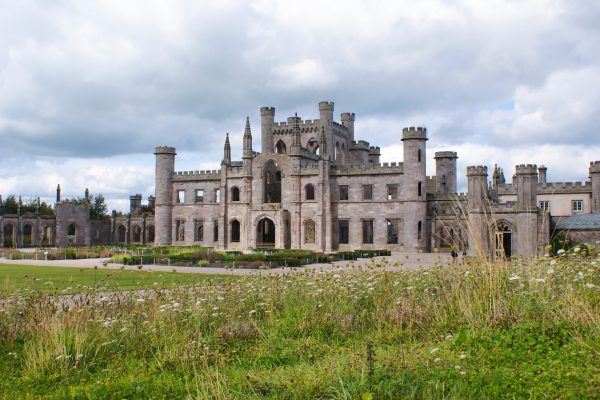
[445,334,453,341]
[455,365,462,370]
[460,371,466,375]
[430,347,439,354]
[136,298,145,303]
[433,357,442,363]
[557,249,565,255]
[55,355,63,360]
[249,309,257,315]
[459,354,467,359]
[508,275,520,281]
[584,283,596,289]
[119,327,128,333]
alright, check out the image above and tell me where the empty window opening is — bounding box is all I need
[256,218,276,248]
[339,185,349,201]
[132,225,141,242]
[176,220,185,242]
[195,220,204,242]
[263,160,282,203]
[177,190,185,204]
[304,219,315,243]
[214,189,221,203]
[275,140,287,154]
[305,184,315,200]
[3,224,14,247]
[417,149,422,162]
[195,189,204,202]
[417,181,422,197]
[417,221,423,240]
[387,185,397,200]
[213,220,219,242]
[387,219,400,244]
[231,187,240,202]
[362,219,374,244]
[230,220,240,242]
[146,225,155,242]
[338,220,349,244]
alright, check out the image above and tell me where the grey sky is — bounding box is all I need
[1,0,599,211]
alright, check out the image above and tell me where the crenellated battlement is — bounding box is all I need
[340,112,355,121]
[515,164,538,175]
[369,146,380,154]
[319,101,334,111]
[467,165,488,176]
[590,160,600,173]
[260,107,275,116]
[331,162,403,176]
[172,169,221,181]
[401,126,427,141]
[154,146,177,155]
[434,151,458,159]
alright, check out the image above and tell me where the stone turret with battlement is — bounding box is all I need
[434,151,458,195]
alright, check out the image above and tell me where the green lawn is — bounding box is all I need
[0,264,238,294]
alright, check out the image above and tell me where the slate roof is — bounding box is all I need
[555,213,600,230]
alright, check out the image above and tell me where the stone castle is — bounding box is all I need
[1,100,599,257]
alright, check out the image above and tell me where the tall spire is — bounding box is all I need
[223,132,231,165]
[243,117,253,158]
[56,184,61,202]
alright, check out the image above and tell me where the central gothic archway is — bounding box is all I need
[256,218,275,248]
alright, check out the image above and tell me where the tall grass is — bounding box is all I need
[1,243,598,398]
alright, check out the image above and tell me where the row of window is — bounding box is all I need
[539,200,584,213]
[338,183,421,201]
[338,219,423,244]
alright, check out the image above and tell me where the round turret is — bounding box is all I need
[402,126,427,250]
[154,146,176,246]
[402,126,428,141]
[260,107,275,153]
[590,161,600,212]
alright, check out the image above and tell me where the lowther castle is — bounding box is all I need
[1,101,599,257]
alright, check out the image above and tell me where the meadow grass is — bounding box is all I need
[0,247,598,399]
[0,264,238,294]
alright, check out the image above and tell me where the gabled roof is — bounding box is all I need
[555,213,600,230]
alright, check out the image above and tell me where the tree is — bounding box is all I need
[90,194,109,220]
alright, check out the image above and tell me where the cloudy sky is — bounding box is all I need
[1,0,599,211]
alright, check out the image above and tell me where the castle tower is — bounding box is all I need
[515,164,539,257]
[319,101,334,157]
[154,146,176,246]
[130,194,142,214]
[538,165,547,184]
[222,133,231,165]
[340,112,355,142]
[466,165,489,257]
[260,107,275,154]
[401,127,428,250]
[589,161,600,212]
[434,151,458,195]
[290,113,301,154]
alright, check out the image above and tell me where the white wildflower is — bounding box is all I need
[433,357,442,363]
[430,347,439,354]
[459,354,467,359]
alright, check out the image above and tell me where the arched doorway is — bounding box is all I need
[23,223,33,246]
[117,225,126,243]
[263,160,282,203]
[146,225,155,243]
[256,218,275,248]
[67,224,76,244]
[304,219,315,244]
[495,222,512,258]
[3,224,14,247]
[131,225,141,243]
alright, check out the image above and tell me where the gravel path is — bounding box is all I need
[0,252,453,275]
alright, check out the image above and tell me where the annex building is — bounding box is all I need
[1,100,598,257]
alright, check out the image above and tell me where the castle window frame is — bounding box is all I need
[363,184,373,201]
[195,189,204,203]
[418,220,423,240]
[175,220,185,242]
[195,219,204,242]
[338,219,349,244]
[417,181,422,197]
[387,185,398,200]
[231,186,240,202]
[305,183,315,201]
[417,149,422,163]
[339,185,349,201]
[572,200,583,213]
[230,219,240,242]
[539,201,549,212]
[362,219,374,244]
[214,189,221,203]
[177,190,185,204]
[213,219,219,242]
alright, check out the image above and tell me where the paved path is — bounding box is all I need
[0,252,453,275]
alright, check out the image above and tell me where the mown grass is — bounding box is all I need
[0,264,238,294]
[0,247,599,399]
